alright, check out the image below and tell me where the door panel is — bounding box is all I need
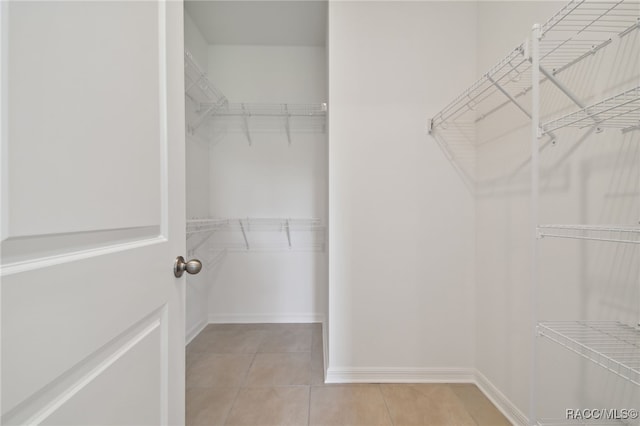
[1,1,185,425]
[41,324,163,426]
[5,1,161,238]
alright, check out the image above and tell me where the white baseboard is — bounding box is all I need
[186,319,208,345]
[474,370,527,426]
[325,367,476,383]
[208,313,326,324]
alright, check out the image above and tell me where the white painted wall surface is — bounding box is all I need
[206,45,328,323]
[475,1,639,421]
[184,12,208,73]
[184,11,211,341]
[327,1,477,377]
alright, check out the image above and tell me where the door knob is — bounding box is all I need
[174,256,202,277]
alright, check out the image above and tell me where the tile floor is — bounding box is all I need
[186,323,511,426]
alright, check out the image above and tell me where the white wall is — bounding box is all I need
[475,1,639,421]
[206,45,328,323]
[327,1,477,379]
[184,10,211,341]
[184,11,208,72]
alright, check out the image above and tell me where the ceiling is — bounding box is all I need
[184,1,328,47]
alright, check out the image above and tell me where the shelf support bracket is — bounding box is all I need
[190,230,216,253]
[241,103,252,146]
[284,104,292,145]
[191,104,217,131]
[487,75,531,119]
[539,66,586,110]
[538,65,601,130]
[239,219,250,250]
[285,219,291,248]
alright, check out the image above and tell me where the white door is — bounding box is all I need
[1,1,187,425]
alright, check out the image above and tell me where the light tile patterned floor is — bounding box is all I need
[186,323,511,426]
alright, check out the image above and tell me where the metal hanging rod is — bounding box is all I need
[538,224,640,243]
[212,103,328,118]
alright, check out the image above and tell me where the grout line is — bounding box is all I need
[218,386,240,426]
[307,384,313,426]
[378,384,395,426]
[241,352,258,388]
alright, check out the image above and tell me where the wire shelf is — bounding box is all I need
[428,44,532,190]
[429,43,530,133]
[184,51,227,107]
[538,224,640,243]
[184,51,228,133]
[538,321,640,385]
[428,0,639,132]
[213,103,327,118]
[541,86,640,133]
[539,0,640,73]
[186,218,230,237]
[210,103,328,144]
[186,217,326,251]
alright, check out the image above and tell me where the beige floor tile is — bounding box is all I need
[225,386,310,426]
[186,387,238,426]
[309,385,392,426]
[449,384,511,426]
[186,351,201,371]
[245,352,311,386]
[310,349,325,386]
[258,327,312,353]
[380,383,477,426]
[189,330,264,354]
[312,325,323,353]
[187,353,254,388]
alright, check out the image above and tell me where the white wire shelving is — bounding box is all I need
[184,51,228,135]
[538,224,640,243]
[538,321,640,386]
[428,0,640,191]
[539,0,640,75]
[428,43,531,134]
[186,217,326,252]
[184,52,327,144]
[541,86,640,133]
[427,42,535,191]
[211,102,328,145]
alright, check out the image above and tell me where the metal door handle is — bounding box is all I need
[174,256,202,277]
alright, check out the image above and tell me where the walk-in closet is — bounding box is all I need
[182,1,328,343]
[1,0,638,425]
